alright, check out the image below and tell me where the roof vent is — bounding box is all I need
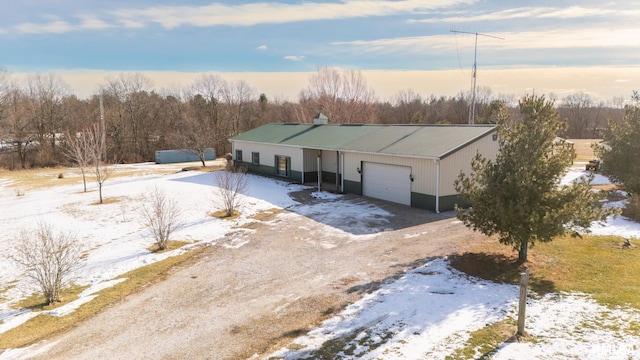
[313,112,328,125]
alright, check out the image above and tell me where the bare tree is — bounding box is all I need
[82,124,116,203]
[63,131,93,192]
[180,75,227,165]
[221,79,256,139]
[26,73,71,162]
[101,73,157,162]
[0,68,10,121]
[10,222,82,304]
[559,92,594,138]
[0,85,34,169]
[139,186,182,250]
[213,168,248,217]
[392,89,425,123]
[299,66,377,124]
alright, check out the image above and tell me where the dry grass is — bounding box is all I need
[446,233,640,359]
[14,285,89,311]
[0,165,177,192]
[147,240,193,253]
[234,208,285,229]
[251,208,284,222]
[237,294,347,359]
[446,319,516,360]
[568,139,601,162]
[0,246,209,349]
[450,234,640,308]
[0,167,85,190]
[210,210,241,220]
[90,196,129,205]
[181,165,225,172]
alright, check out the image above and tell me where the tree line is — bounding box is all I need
[0,67,627,169]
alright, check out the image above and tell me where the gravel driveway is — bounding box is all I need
[26,190,483,359]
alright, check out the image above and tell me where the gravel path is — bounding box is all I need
[27,192,483,360]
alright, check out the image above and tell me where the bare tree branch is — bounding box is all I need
[213,168,248,217]
[63,131,93,192]
[10,222,82,304]
[139,186,183,251]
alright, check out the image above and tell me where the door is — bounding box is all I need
[362,162,411,206]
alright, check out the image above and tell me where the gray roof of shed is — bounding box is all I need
[230,123,497,159]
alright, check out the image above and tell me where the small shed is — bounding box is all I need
[229,123,498,213]
[155,149,216,164]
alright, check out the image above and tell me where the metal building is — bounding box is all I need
[229,119,498,213]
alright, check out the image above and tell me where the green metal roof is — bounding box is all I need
[230,123,314,143]
[229,123,497,159]
[284,124,383,149]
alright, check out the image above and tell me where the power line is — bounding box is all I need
[450,30,504,124]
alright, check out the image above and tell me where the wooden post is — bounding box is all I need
[517,268,530,336]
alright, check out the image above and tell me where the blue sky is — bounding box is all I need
[1,0,639,101]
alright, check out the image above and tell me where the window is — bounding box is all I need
[235,150,243,162]
[275,155,290,177]
[252,152,260,165]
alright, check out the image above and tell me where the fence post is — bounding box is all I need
[517,268,529,336]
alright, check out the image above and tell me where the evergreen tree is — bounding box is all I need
[455,95,616,263]
[594,91,640,195]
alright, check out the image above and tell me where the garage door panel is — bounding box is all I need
[362,162,411,205]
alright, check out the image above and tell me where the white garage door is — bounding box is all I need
[362,162,411,206]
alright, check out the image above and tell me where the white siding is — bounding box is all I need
[439,134,499,195]
[321,150,339,174]
[343,152,437,195]
[303,149,321,172]
[233,131,498,199]
[232,141,303,171]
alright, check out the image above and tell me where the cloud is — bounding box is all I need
[332,27,640,54]
[3,0,475,34]
[256,45,268,51]
[409,6,640,23]
[78,16,113,30]
[284,55,305,61]
[14,21,74,34]
[118,19,145,29]
[106,0,475,29]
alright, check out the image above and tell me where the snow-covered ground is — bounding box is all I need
[267,260,640,359]
[267,166,640,359]
[1,164,640,359]
[0,163,307,335]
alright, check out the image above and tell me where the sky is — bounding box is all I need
[1,163,640,358]
[1,0,639,102]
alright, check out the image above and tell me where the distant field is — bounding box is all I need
[0,160,225,191]
[569,139,601,162]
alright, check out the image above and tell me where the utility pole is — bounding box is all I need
[450,30,504,124]
[100,93,106,161]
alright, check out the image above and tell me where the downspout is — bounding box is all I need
[301,148,305,184]
[435,158,441,214]
[336,151,339,192]
[340,152,345,193]
[317,153,321,192]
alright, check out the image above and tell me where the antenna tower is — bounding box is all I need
[450,30,504,124]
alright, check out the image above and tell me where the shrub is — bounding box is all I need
[213,168,248,217]
[10,222,82,304]
[139,186,183,251]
